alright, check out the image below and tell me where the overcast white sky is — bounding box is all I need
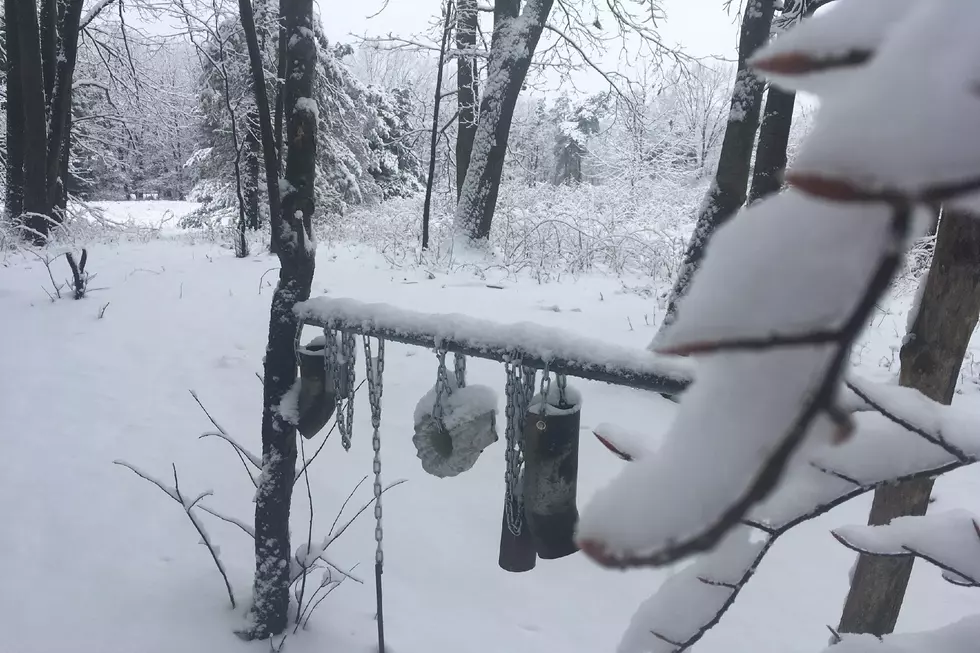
[315,0,742,94]
[317,0,741,60]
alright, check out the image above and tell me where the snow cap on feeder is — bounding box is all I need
[412,352,498,478]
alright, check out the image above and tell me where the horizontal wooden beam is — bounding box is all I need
[296,297,693,396]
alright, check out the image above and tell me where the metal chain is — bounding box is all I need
[557,373,568,407]
[503,361,522,535]
[433,350,452,426]
[324,327,348,448]
[363,336,385,563]
[453,353,467,389]
[363,336,386,653]
[343,332,357,450]
[539,364,552,416]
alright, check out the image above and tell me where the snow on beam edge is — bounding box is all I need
[295,297,693,394]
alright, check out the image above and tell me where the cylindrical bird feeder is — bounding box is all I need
[296,334,355,438]
[523,383,581,560]
[499,478,537,573]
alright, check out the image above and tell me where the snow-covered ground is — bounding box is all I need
[2,203,980,653]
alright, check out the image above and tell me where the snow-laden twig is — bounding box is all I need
[190,389,261,487]
[114,460,236,609]
[833,511,980,588]
[609,376,980,653]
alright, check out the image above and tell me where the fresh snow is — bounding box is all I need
[5,203,980,653]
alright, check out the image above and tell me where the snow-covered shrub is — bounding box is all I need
[575,1,980,652]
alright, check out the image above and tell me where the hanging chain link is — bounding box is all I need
[453,353,467,389]
[503,362,536,536]
[363,336,385,564]
[539,363,552,416]
[433,350,453,426]
[557,373,568,408]
[326,328,357,451]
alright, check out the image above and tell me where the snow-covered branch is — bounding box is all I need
[610,376,980,653]
[114,461,236,609]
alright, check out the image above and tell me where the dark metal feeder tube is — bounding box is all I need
[523,400,581,560]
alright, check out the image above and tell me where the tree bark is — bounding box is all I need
[15,0,52,241]
[661,0,774,327]
[238,0,282,251]
[4,0,24,225]
[44,0,84,213]
[453,0,555,243]
[421,0,453,251]
[245,0,317,638]
[245,110,261,230]
[837,208,980,637]
[747,85,795,204]
[455,0,478,198]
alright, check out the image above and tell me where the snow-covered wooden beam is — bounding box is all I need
[296,297,693,395]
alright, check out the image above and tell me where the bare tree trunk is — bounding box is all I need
[455,0,478,198]
[421,0,453,251]
[838,208,980,637]
[44,0,84,214]
[4,0,24,225]
[15,0,52,242]
[245,110,261,230]
[238,0,282,251]
[747,85,795,204]
[453,0,554,243]
[662,0,775,327]
[243,0,317,638]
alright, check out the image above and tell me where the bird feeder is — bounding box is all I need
[296,333,355,439]
[522,381,581,560]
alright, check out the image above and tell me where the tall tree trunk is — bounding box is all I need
[238,0,282,252]
[273,14,286,183]
[421,0,453,251]
[747,85,795,204]
[837,208,980,637]
[244,0,317,638]
[4,0,24,225]
[39,0,57,104]
[245,110,261,230]
[45,0,84,214]
[453,0,554,243]
[15,0,52,242]
[455,0,478,198]
[661,0,775,328]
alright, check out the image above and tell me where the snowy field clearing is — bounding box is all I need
[3,203,980,653]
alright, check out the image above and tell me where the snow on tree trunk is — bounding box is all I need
[452,0,554,245]
[659,0,775,332]
[246,0,317,639]
[747,85,795,204]
[455,0,479,198]
[838,208,980,637]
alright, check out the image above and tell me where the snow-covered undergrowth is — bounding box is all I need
[0,201,977,653]
[332,177,700,284]
[0,196,971,653]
